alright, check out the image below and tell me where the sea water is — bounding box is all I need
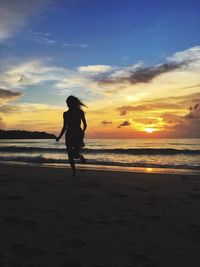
[0,138,200,170]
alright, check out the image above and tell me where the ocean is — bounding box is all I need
[0,138,200,171]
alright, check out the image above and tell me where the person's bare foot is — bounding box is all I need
[80,155,86,164]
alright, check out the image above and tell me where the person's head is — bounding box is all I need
[66,95,86,110]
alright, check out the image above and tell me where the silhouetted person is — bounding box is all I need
[56,96,87,175]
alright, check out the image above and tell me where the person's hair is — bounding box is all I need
[66,95,86,110]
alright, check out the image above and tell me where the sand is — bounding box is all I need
[0,163,200,267]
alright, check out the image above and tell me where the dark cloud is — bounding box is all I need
[162,103,200,137]
[162,103,200,124]
[185,103,200,119]
[167,118,200,138]
[162,113,183,124]
[101,120,112,126]
[118,120,130,128]
[98,61,187,86]
[0,88,22,99]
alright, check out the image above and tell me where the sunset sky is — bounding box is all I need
[0,0,200,138]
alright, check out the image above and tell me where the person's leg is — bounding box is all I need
[79,153,86,164]
[66,144,76,175]
[74,144,86,164]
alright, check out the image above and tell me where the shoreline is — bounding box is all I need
[1,161,200,176]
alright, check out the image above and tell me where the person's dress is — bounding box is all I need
[64,109,84,157]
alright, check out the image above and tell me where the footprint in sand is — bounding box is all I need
[11,243,47,257]
[28,186,45,192]
[128,252,157,266]
[135,213,161,222]
[42,209,59,215]
[80,216,93,224]
[0,196,23,201]
[186,222,200,232]
[188,233,200,243]
[4,216,38,230]
[189,193,200,199]
[62,261,82,267]
[186,223,200,243]
[77,193,91,199]
[25,263,40,267]
[112,218,130,226]
[181,175,189,180]
[61,238,87,249]
[192,187,200,191]
[110,192,128,198]
[22,219,38,230]
[142,201,154,207]
[0,179,10,184]
[4,216,20,227]
[92,219,112,226]
[0,253,22,267]
[55,250,72,256]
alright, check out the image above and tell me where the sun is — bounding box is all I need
[145,127,155,133]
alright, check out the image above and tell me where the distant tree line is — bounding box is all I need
[0,130,56,139]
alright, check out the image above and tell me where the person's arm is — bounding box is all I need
[56,113,67,142]
[81,112,87,133]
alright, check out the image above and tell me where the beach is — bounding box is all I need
[0,164,200,267]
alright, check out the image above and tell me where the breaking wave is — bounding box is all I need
[0,146,200,155]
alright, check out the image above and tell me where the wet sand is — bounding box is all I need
[0,163,200,267]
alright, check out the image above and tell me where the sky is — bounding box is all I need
[0,0,200,138]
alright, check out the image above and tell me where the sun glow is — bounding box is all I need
[145,127,155,133]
